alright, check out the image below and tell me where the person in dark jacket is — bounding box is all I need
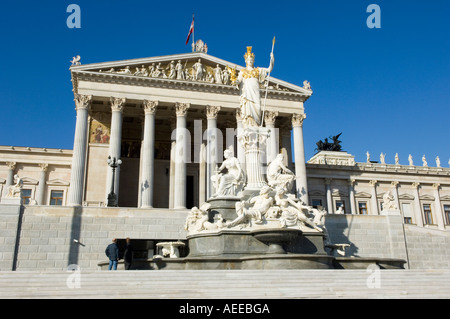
[123,237,133,270]
[105,238,119,270]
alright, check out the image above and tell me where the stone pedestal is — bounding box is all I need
[238,127,269,191]
[207,197,240,222]
[184,229,333,269]
[381,209,401,216]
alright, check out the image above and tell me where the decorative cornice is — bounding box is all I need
[205,105,221,120]
[175,102,190,117]
[72,71,311,103]
[74,94,92,111]
[143,100,158,115]
[110,97,126,112]
[292,113,306,127]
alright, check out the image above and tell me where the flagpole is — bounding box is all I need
[260,37,276,128]
[192,14,195,52]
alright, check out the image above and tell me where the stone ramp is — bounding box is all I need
[0,269,450,299]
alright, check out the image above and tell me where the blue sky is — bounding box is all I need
[0,0,449,166]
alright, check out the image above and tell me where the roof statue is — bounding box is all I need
[315,132,343,152]
[70,55,81,66]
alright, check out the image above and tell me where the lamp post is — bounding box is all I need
[107,156,122,207]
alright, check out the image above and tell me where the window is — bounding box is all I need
[358,202,368,215]
[444,205,450,225]
[311,199,322,209]
[22,189,32,206]
[423,204,433,225]
[335,200,345,213]
[401,203,413,224]
[50,190,64,206]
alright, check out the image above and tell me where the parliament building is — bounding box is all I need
[0,47,449,271]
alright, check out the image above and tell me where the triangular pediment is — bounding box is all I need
[46,179,70,186]
[21,177,39,185]
[398,193,415,200]
[420,194,435,201]
[355,191,372,198]
[70,52,312,97]
[440,195,450,201]
[309,190,325,196]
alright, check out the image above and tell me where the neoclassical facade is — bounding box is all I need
[0,50,449,231]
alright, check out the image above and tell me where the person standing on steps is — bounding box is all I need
[123,237,133,270]
[105,238,119,270]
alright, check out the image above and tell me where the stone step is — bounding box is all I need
[0,269,449,299]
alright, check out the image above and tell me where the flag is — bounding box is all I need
[185,15,194,45]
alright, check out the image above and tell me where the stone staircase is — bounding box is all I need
[0,269,450,299]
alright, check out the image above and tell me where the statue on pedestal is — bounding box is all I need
[227,186,274,228]
[231,47,274,127]
[382,191,397,211]
[267,153,295,192]
[211,148,245,197]
[6,174,23,199]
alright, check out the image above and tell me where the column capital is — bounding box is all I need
[324,178,332,185]
[432,183,441,190]
[39,163,49,172]
[292,113,306,127]
[74,94,92,111]
[110,97,126,112]
[391,181,399,187]
[369,180,378,186]
[6,162,16,171]
[264,111,279,126]
[143,100,158,115]
[205,105,221,120]
[412,182,420,189]
[235,109,243,122]
[348,179,356,186]
[175,102,190,117]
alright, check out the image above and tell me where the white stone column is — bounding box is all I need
[369,180,379,215]
[106,97,126,203]
[391,181,401,211]
[412,182,424,227]
[280,125,293,170]
[68,94,92,206]
[265,111,279,164]
[205,105,220,199]
[325,178,333,214]
[3,162,16,198]
[173,102,190,209]
[292,113,308,204]
[235,110,246,173]
[140,100,158,208]
[433,183,445,230]
[36,163,48,205]
[168,141,176,209]
[348,179,356,214]
[199,143,206,205]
